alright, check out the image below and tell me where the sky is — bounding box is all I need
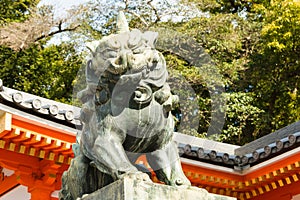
[38,0,196,21]
[39,0,90,18]
[39,0,89,10]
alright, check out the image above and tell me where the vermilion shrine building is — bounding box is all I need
[1,80,300,200]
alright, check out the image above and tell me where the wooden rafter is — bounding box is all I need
[0,112,74,166]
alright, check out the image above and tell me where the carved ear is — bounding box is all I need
[142,31,158,48]
[86,41,100,54]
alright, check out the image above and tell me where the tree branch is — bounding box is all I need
[147,0,160,23]
[123,0,149,27]
[0,4,87,51]
[34,24,81,42]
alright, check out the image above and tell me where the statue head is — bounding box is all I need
[86,11,164,79]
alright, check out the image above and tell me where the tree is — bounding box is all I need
[68,0,268,144]
[158,0,264,144]
[0,2,82,51]
[0,43,82,103]
[245,0,300,136]
[173,0,300,144]
[0,0,39,23]
[0,1,84,103]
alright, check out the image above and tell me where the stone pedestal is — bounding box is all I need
[80,177,236,200]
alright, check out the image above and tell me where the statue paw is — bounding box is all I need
[122,171,152,182]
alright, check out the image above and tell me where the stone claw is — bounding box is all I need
[122,171,152,182]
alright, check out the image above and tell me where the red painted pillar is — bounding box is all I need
[28,180,54,200]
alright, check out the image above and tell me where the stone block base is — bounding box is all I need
[79,177,236,200]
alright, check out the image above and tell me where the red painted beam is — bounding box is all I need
[182,163,243,182]
[250,181,300,200]
[0,149,40,171]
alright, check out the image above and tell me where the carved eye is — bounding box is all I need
[101,49,118,58]
[108,38,121,49]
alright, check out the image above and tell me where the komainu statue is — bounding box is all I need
[59,12,191,200]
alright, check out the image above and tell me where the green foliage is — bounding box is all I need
[162,5,259,142]
[187,0,270,14]
[164,53,211,136]
[0,0,83,104]
[221,92,264,144]
[177,12,260,85]
[175,0,299,143]
[243,0,300,135]
[261,0,300,52]
[0,43,82,103]
[0,0,39,24]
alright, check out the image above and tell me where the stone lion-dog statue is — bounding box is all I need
[59,12,191,200]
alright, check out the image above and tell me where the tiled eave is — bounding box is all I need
[0,80,81,129]
[178,131,300,169]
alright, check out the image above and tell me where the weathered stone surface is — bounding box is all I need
[79,177,236,200]
[60,11,191,200]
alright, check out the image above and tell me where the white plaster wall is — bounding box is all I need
[0,185,30,200]
[292,194,300,200]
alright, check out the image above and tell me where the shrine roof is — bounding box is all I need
[0,79,81,130]
[176,121,300,170]
[1,79,300,170]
